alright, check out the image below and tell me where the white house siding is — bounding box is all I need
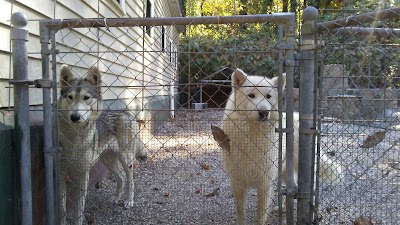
[1,0,181,126]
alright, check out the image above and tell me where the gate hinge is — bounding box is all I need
[275,127,294,133]
[9,79,52,88]
[282,186,298,198]
[299,127,318,135]
[296,191,311,199]
[34,79,52,88]
[41,48,60,55]
[284,59,297,67]
[43,147,62,153]
[295,52,315,60]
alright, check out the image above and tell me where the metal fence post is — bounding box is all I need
[39,22,56,225]
[284,12,297,225]
[297,6,318,225]
[10,12,32,225]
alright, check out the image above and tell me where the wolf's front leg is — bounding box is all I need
[60,176,67,225]
[121,159,135,208]
[231,180,247,225]
[68,170,89,225]
[258,166,278,225]
[100,150,125,203]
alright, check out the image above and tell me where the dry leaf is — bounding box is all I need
[211,125,230,153]
[327,151,336,156]
[203,188,220,197]
[360,130,386,148]
[85,213,94,225]
[200,163,210,170]
[354,216,373,225]
[64,175,72,183]
[200,162,211,170]
[94,181,104,190]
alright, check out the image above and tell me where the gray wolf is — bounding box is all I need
[58,65,146,225]
[217,69,343,225]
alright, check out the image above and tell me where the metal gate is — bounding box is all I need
[35,13,298,225]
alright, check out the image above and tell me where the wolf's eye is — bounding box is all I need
[266,94,272,99]
[67,95,73,100]
[83,96,90,100]
[248,93,255,98]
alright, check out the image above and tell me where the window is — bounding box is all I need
[169,41,173,63]
[145,0,153,36]
[109,0,126,14]
[161,27,166,52]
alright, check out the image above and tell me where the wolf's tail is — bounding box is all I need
[319,155,344,185]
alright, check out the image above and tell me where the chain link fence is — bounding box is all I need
[11,6,400,225]
[315,7,400,225]
[37,14,297,225]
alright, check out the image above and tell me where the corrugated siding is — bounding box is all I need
[1,0,180,108]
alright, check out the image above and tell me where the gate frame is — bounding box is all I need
[37,13,297,225]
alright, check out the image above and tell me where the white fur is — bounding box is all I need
[220,69,342,225]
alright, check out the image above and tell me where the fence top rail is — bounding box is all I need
[331,27,400,37]
[317,7,400,32]
[39,13,295,31]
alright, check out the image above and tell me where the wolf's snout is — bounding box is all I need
[258,110,269,121]
[70,113,81,122]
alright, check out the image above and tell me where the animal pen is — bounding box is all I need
[9,6,400,225]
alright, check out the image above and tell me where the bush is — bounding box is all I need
[178,25,279,85]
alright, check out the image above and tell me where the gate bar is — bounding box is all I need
[39,13,295,31]
[11,12,32,225]
[284,12,297,225]
[318,7,400,32]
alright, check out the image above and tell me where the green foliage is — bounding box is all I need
[323,33,400,88]
[178,25,279,84]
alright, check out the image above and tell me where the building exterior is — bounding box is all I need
[0,1,182,223]
[1,0,182,126]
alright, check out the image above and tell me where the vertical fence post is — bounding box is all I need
[11,12,32,225]
[39,22,55,225]
[297,6,318,225]
[283,12,297,225]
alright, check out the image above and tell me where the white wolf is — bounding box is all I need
[216,69,342,225]
[58,65,146,225]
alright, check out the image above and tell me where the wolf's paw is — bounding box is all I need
[124,200,134,208]
[136,149,148,162]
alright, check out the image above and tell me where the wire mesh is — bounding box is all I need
[316,8,400,225]
[45,15,294,225]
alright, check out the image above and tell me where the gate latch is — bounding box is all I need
[9,79,52,88]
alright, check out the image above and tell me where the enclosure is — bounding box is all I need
[9,5,400,225]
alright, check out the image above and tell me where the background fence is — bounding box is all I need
[315,7,400,225]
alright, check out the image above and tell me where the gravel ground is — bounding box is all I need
[83,110,400,225]
[317,120,400,225]
[86,109,259,225]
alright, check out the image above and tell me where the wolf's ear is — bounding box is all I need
[85,66,102,88]
[60,64,76,86]
[271,73,286,89]
[231,69,247,87]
